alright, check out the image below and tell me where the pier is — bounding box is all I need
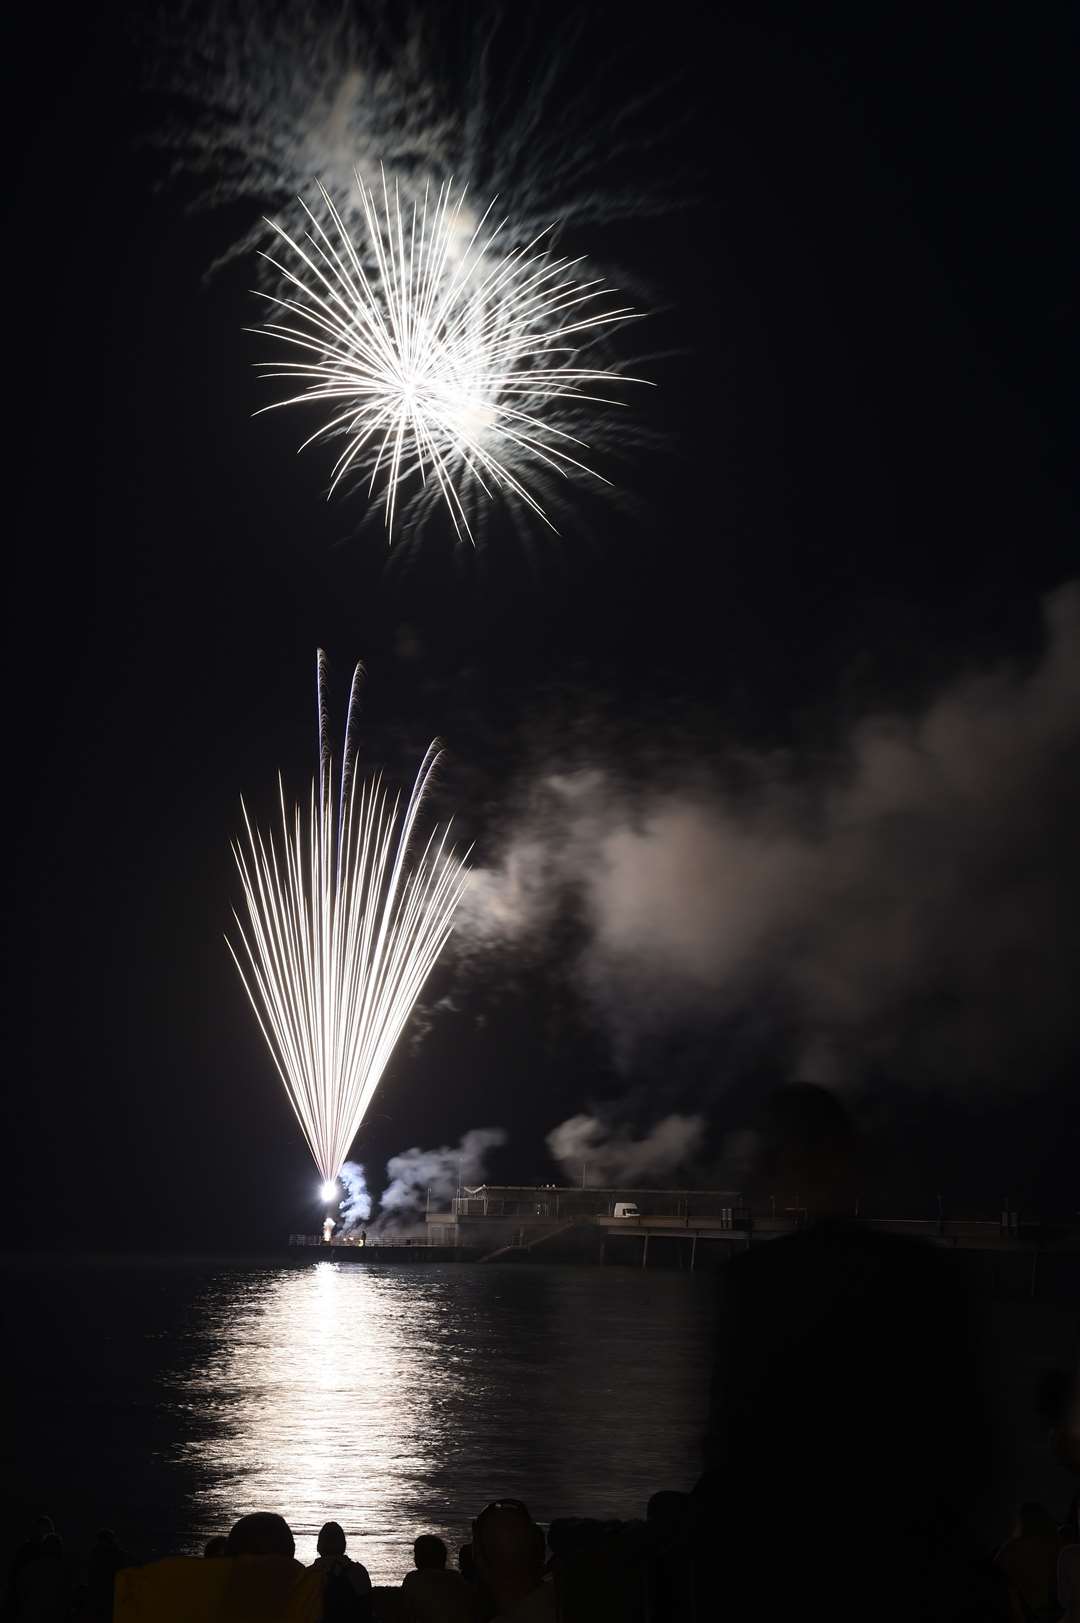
[287,1183,1080,1299]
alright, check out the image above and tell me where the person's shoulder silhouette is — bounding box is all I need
[697,1084,999,1623]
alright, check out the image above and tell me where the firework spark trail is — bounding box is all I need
[227,653,469,1185]
[148,1,690,285]
[147,0,454,280]
[251,174,644,541]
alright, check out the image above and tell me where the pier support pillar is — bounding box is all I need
[690,1233,697,1271]
[642,1232,649,1269]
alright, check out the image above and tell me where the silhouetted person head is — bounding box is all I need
[86,1529,128,1619]
[89,1529,125,1567]
[16,1514,56,1549]
[203,1536,228,1558]
[11,1517,57,1583]
[227,1513,295,1559]
[39,1534,63,1561]
[457,1543,475,1581]
[647,1491,689,1531]
[92,1529,124,1558]
[316,1521,347,1559]
[473,1501,544,1611]
[544,1520,577,1562]
[546,1518,613,1565]
[413,1535,447,1570]
[751,1082,859,1215]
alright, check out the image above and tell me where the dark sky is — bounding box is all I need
[5,1,1076,1248]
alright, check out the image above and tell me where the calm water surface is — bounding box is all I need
[2,1258,716,1581]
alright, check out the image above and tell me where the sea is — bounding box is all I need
[1,1255,1076,1585]
[0,1256,716,1583]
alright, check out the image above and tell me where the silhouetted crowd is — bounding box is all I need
[3,1495,678,1623]
[6,1487,1080,1623]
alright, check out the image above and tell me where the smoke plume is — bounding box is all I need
[546,1113,706,1185]
[338,1161,372,1232]
[378,1127,507,1223]
[457,583,1080,1085]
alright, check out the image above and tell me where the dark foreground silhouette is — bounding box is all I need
[7,1481,1079,1622]
[693,1084,1079,1622]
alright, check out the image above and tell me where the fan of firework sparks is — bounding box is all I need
[228,652,469,1185]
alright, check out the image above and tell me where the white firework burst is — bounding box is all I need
[252,174,644,542]
[227,653,469,1186]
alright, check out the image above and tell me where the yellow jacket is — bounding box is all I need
[115,1555,325,1622]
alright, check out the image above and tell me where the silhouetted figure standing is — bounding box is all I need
[695,1084,1002,1623]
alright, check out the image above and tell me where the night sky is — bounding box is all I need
[5,2,1075,1250]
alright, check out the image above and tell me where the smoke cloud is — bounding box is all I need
[547,1112,706,1185]
[457,583,1080,1085]
[338,1162,372,1232]
[378,1127,507,1223]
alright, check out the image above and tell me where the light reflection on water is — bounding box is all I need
[176,1264,437,1569]
[170,1262,715,1581]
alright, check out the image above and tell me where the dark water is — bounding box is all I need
[1,1257,715,1582]
[3,1255,1077,1586]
